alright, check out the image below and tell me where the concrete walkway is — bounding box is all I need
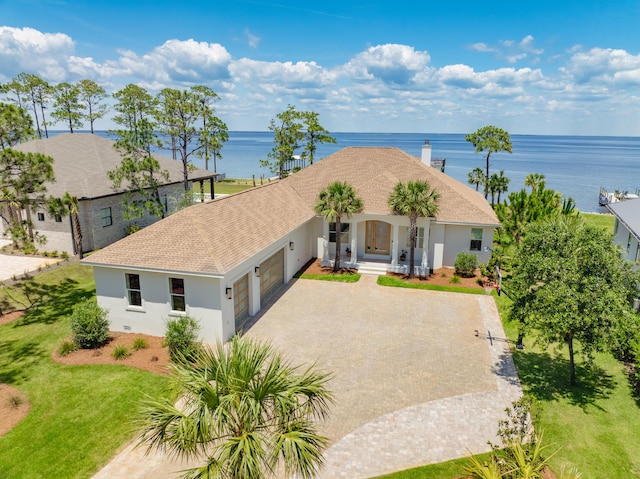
[92,275,521,479]
[0,239,61,281]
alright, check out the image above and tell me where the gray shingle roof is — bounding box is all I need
[13,133,216,199]
[84,147,499,275]
[608,198,640,239]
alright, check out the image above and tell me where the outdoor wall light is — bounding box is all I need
[289,241,294,251]
[255,266,260,277]
[226,287,232,299]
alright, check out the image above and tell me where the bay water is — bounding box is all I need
[79,131,640,212]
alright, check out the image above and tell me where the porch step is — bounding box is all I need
[356,261,389,276]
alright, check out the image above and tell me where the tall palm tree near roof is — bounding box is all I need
[467,167,486,192]
[137,335,334,479]
[388,180,440,279]
[48,192,84,258]
[315,181,364,273]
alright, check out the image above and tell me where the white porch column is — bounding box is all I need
[421,219,431,274]
[320,221,330,267]
[350,221,358,267]
[391,224,399,267]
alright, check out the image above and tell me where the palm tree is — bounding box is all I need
[138,335,334,479]
[48,192,83,258]
[467,167,486,192]
[388,180,440,279]
[315,181,363,272]
[488,170,510,207]
[524,173,545,193]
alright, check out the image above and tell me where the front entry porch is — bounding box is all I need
[320,218,432,275]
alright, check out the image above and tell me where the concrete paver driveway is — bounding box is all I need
[0,239,61,281]
[93,275,521,479]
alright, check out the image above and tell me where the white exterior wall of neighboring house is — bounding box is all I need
[613,218,640,263]
[441,223,494,267]
[94,266,225,343]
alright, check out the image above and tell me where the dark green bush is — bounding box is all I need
[454,251,478,278]
[70,298,109,349]
[165,316,201,362]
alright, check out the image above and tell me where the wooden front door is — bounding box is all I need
[365,221,391,255]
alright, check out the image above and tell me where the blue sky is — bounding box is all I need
[1,0,640,134]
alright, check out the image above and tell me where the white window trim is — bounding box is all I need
[470,228,483,251]
[169,277,187,313]
[125,273,143,310]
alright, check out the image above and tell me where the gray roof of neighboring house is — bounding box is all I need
[84,147,500,275]
[13,133,216,199]
[608,198,640,239]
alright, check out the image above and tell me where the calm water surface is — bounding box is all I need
[78,131,640,212]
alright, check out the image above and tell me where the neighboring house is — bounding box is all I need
[2,133,217,254]
[83,144,500,344]
[607,198,640,265]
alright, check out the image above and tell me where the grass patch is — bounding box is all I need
[194,178,256,196]
[582,212,615,234]
[496,293,640,478]
[377,275,486,295]
[0,264,170,479]
[298,273,361,283]
[371,452,493,478]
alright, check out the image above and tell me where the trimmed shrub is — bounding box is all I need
[132,337,148,351]
[58,340,78,356]
[112,345,130,360]
[70,298,109,349]
[165,316,201,362]
[454,251,478,278]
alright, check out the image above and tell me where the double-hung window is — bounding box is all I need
[329,223,349,243]
[470,228,483,251]
[100,207,112,227]
[169,278,186,312]
[406,227,425,248]
[126,273,142,307]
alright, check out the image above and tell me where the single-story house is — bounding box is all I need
[0,133,218,255]
[83,142,500,344]
[607,198,640,264]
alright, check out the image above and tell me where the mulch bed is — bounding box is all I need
[298,258,489,289]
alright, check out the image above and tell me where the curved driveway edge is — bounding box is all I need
[318,291,521,479]
[92,275,521,479]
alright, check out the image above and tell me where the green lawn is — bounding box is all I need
[194,177,257,195]
[377,275,486,295]
[297,272,361,282]
[0,264,170,479]
[582,212,615,235]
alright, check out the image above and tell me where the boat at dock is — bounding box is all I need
[599,187,640,206]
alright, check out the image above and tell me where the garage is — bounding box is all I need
[233,273,250,329]
[259,249,284,302]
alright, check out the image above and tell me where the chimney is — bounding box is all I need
[421,139,432,167]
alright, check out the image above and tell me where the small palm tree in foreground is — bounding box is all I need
[137,336,334,479]
[388,180,440,279]
[315,181,363,272]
